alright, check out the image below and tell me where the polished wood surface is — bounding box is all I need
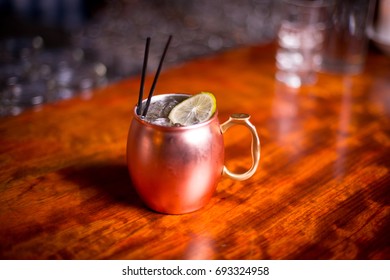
[1,43,389,260]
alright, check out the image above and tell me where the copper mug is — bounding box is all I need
[126,93,260,214]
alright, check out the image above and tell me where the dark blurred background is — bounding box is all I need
[0,0,280,116]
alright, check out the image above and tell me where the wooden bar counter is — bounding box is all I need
[0,43,389,260]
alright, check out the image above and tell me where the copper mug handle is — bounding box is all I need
[220,113,261,181]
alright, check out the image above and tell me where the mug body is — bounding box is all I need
[127,94,224,214]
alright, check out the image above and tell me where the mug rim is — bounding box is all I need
[132,93,219,131]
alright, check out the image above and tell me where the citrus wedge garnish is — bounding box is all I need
[168,92,216,126]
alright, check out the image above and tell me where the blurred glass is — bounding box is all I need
[320,0,376,74]
[275,0,333,88]
[0,37,108,116]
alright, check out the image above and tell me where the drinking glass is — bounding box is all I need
[275,0,333,87]
[320,0,376,74]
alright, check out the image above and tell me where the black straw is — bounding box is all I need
[137,37,150,115]
[142,35,173,117]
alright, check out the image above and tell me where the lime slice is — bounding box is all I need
[168,92,216,126]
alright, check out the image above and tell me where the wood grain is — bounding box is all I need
[0,43,389,259]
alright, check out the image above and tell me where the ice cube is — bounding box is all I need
[149,117,173,127]
[141,95,188,126]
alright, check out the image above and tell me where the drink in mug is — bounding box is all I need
[126,93,260,214]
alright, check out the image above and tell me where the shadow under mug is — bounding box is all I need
[126,93,261,214]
